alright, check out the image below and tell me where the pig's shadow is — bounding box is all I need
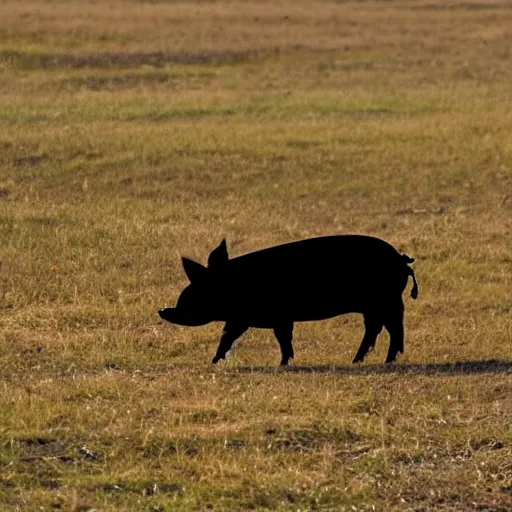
[233,359,512,376]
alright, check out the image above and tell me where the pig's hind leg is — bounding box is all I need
[383,299,405,364]
[212,323,248,364]
[273,323,294,366]
[353,313,383,363]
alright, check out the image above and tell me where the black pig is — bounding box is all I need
[158,235,418,366]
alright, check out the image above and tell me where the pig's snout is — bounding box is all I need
[158,307,176,322]
[158,307,211,327]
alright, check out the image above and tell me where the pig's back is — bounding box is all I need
[228,235,400,274]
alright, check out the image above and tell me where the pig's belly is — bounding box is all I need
[226,275,386,327]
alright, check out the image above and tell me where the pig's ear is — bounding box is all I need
[207,239,229,268]
[182,257,207,283]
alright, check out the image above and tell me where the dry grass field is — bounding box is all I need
[1,0,511,510]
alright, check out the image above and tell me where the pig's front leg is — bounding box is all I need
[212,323,248,364]
[273,323,294,366]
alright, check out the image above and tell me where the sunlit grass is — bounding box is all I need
[0,0,511,510]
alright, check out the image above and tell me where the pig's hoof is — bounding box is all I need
[353,351,369,363]
[385,351,402,364]
[212,355,223,364]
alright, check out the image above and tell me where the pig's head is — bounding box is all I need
[158,239,229,327]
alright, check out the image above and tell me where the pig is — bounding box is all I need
[158,235,418,366]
